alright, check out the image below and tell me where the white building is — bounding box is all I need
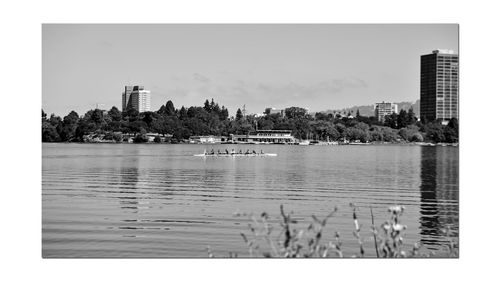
[231,130,295,144]
[374,102,398,122]
[189,135,223,144]
[122,85,151,112]
[265,107,285,116]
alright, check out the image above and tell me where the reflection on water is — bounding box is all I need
[42,143,459,257]
[419,146,459,250]
[118,167,139,211]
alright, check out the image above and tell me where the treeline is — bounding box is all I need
[42,99,458,143]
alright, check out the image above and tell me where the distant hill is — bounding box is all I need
[322,100,420,117]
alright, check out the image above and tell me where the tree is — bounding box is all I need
[423,122,445,142]
[447,118,459,134]
[285,107,307,119]
[123,108,139,122]
[397,110,408,129]
[258,118,274,130]
[59,111,80,141]
[213,103,221,115]
[204,99,211,112]
[108,106,122,122]
[384,113,398,129]
[444,118,459,143]
[356,109,360,118]
[370,130,384,142]
[165,100,176,116]
[292,118,311,139]
[398,125,420,142]
[310,120,340,141]
[407,107,417,125]
[345,127,369,142]
[236,108,243,121]
[179,106,188,120]
[90,109,105,127]
[220,106,229,120]
[42,112,61,142]
[49,114,62,127]
[173,126,190,140]
[334,123,346,139]
[142,111,157,128]
[42,123,60,142]
[210,98,216,112]
[128,120,148,136]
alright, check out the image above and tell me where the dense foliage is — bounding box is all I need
[42,99,458,143]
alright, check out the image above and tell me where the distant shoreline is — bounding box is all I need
[42,141,458,147]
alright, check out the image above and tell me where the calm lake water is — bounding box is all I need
[42,143,458,258]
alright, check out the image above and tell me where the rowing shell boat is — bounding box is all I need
[194,153,277,157]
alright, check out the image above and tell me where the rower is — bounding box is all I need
[252,150,256,154]
[225,149,229,154]
[217,149,221,155]
[210,149,215,155]
[260,149,263,154]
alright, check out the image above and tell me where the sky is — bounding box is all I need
[42,24,458,117]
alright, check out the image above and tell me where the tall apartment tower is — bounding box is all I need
[122,85,151,113]
[420,50,459,122]
[374,102,398,122]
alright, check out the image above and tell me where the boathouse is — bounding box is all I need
[231,130,295,144]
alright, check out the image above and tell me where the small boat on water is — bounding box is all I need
[194,153,277,157]
[195,149,276,157]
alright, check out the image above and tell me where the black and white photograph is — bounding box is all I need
[5,1,500,279]
[41,24,459,258]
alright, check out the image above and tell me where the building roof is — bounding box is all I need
[433,49,455,54]
[255,130,292,133]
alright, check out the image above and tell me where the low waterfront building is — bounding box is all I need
[121,132,173,143]
[189,135,223,144]
[231,130,295,144]
[374,102,398,122]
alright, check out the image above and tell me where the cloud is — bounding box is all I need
[161,74,369,113]
[193,73,211,84]
[226,76,368,101]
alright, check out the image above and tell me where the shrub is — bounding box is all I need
[153,135,162,143]
[398,128,409,141]
[410,132,424,142]
[113,132,123,142]
[133,133,148,143]
[424,122,445,142]
[103,132,114,140]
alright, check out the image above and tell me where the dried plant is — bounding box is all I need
[209,204,458,258]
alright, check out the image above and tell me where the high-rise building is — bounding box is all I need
[374,102,398,122]
[122,85,151,112]
[420,50,459,123]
